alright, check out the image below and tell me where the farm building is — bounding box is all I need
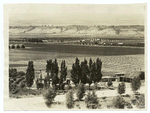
[119,71,145,82]
[101,71,144,83]
[101,76,116,82]
[113,73,125,77]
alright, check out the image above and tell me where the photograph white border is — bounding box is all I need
[1,0,149,113]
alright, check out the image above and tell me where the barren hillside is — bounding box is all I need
[9,25,144,38]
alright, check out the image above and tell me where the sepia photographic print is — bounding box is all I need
[4,3,147,110]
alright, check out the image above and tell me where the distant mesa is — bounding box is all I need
[9,25,144,37]
[9,44,25,49]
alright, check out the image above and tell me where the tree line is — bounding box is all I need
[71,58,102,89]
[25,57,102,90]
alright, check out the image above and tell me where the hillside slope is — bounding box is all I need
[9,25,144,38]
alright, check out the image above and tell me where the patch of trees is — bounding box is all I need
[44,59,67,90]
[9,68,26,78]
[9,44,25,49]
[26,38,45,42]
[85,91,100,109]
[9,68,26,93]
[71,58,102,89]
[43,57,102,91]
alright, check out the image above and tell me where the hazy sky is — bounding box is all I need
[8,4,146,26]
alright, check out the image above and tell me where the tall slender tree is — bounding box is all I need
[81,59,88,84]
[75,58,81,81]
[46,59,52,76]
[94,58,103,89]
[87,58,93,90]
[46,59,52,88]
[54,59,59,76]
[91,62,97,85]
[51,59,59,89]
[59,60,67,90]
[71,58,81,86]
[89,58,93,71]
[26,61,35,91]
[71,64,78,86]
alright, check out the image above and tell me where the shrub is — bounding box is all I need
[12,45,15,49]
[17,71,26,77]
[16,45,20,48]
[131,76,141,93]
[20,81,25,89]
[136,94,145,109]
[38,83,44,89]
[16,77,25,84]
[76,83,85,101]
[10,81,19,94]
[113,96,125,109]
[9,68,17,77]
[131,99,137,105]
[59,83,65,90]
[43,88,56,107]
[12,88,19,94]
[85,91,99,109]
[122,94,130,97]
[125,102,133,109]
[107,79,113,87]
[21,45,25,48]
[66,90,74,109]
[67,84,72,90]
[118,82,126,95]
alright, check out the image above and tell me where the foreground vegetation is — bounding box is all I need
[9,56,145,109]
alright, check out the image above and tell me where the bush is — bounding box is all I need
[12,45,15,49]
[85,91,99,109]
[131,99,137,105]
[12,88,19,94]
[9,68,17,77]
[76,83,85,101]
[16,45,20,48]
[67,84,72,90]
[43,88,56,107]
[59,83,65,90]
[20,81,25,89]
[118,82,126,95]
[131,76,141,93]
[38,83,44,89]
[125,102,133,109]
[113,96,125,109]
[17,71,25,77]
[66,90,74,109]
[136,94,145,109]
[21,45,25,48]
[10,81,19,94]
[16,77,25,84]
[107,79,113,87]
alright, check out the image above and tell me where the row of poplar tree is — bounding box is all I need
[26,58,102,90]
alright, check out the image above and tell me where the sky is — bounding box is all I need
[7,4,146,26]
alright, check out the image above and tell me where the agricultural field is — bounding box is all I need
[9,43,144,71]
